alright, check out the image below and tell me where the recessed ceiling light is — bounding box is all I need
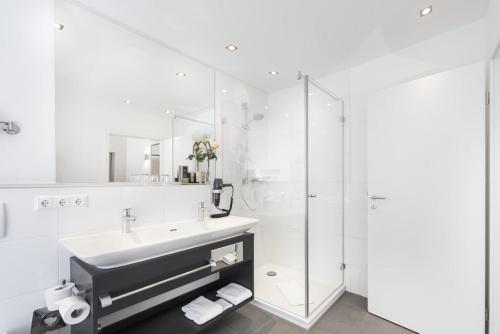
[176,72,187,78]
[225,44,238,52]
[221,89,228,93]
[263,106,269,110]
[269,71,279,76]
[54,23,64,30]
[327,102,332,107]
[308,93,313,96]
[124,100,133,104]
[165,109,171,114]
[420,5,432,17]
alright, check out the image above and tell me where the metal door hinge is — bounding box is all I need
[485,307,489,322]
[340,263,346,271]
[339,116,346,123]
[486,91,491,106]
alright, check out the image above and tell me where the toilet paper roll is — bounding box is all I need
[44,282,75,311]
[56,296,90,325]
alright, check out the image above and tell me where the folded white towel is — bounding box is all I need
[216,283,253,305]
[215,298,233,311]
[181,296,223,325]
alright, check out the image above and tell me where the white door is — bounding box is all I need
[367,63,485,334]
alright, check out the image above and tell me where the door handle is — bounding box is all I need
[370,195,387,200]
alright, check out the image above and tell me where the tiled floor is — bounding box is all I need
[206,292,415,334]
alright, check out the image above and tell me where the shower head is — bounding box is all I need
[252,112,265,121]
[244,112,265,128]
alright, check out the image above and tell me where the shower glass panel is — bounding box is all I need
[218,72,344,322]
[306,78,344,315]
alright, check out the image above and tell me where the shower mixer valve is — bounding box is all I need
[0,121,20,135]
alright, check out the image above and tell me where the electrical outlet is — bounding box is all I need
[35,197,55,210]
[72,195,88,207]
[57,197,71,208]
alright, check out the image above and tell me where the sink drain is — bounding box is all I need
[266,271,277,277]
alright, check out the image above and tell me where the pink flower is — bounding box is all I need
[211,140,220,149]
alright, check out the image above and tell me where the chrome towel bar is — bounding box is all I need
[99,260,217,308]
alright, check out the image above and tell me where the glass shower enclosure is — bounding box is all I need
[220,73,345,325]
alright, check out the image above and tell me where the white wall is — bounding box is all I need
[0,184,211,334]
[0,0,55,184]
[486,0,500,56]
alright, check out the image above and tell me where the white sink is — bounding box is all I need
[60,216,258,269]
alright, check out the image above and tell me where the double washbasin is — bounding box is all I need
[60,216,258,269]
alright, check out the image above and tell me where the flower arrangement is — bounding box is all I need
[187,138,220,163]
[186,138,219,183]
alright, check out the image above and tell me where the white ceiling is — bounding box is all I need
[73,0,489,92]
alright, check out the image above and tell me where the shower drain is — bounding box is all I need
[266,271,277,277]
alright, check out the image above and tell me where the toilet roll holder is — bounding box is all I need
[30,282,88,334]
[30,307,66,334]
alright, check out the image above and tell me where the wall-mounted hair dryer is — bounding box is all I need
[211,178,234,218]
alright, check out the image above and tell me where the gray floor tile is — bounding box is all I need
[325,303,368,327]
[215,293,417,334]
[311,319,360,334]
[203,322,237,334]
[338,292,368,311]
[311,303,366,334]
[223,304,275,333]
[359,314,410,334]
[254,317,305,334]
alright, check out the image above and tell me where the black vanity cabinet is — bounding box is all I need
[70,233,254,334]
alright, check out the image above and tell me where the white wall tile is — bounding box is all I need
[58,245,73,282]
[0,290,46,334]
[349,237,367,268]
[0,0,55,184]
[164,186,211,222]
[0,189,58,242]
[350,265,368,297]
[119,186,170,225]
[0,237,58,300]
[344,265,352,292]
[58,186,128,236]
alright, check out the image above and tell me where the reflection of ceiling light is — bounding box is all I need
[165,110,171,114]
[176,72,187,77]
[308,93,313,96]
[420,5,432,16]
[269,71,279,76]
[327,103,332,107]
[124,100,133,104]
[225,44,238,52]
[54,23,64,30]
[263,106,269,110]
[221,89,228,93]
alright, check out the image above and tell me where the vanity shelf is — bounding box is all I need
[107,284,253,333]
[69,233,254,334]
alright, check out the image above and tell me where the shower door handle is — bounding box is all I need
[308,194,317,198]
[370,195,387,200]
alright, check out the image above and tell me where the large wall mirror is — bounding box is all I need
[55,0,216,184]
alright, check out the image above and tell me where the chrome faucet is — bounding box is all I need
[122,208,136,233]
[198,202,211,222]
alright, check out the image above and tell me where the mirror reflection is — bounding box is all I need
[54,0,215,184]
